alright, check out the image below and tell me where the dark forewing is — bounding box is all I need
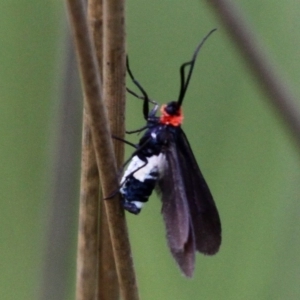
[177,128,221,254]
[157,140,196,277]
[170,224,195,277]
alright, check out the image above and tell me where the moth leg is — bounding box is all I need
[119,157,148,189]
[112,134,137,148]
[126,125,149,134]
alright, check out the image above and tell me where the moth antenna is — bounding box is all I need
[177,29,217,107]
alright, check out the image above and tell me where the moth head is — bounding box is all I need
[160,101,183,126]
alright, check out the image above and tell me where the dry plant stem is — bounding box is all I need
[87,0,119,299]
[66,1,139,300]
[97,201,119,300]
[207,0,300,147]
[103,0,126,160]
[76,113,100,300]
[88,0,104,72]
[101,0,140,299]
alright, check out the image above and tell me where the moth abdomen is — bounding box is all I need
[120,153,164,214]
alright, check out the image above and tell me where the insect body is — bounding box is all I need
[120,29,221,277]
[120,145,165,214]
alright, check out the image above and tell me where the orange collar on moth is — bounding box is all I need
[159,104,184,126]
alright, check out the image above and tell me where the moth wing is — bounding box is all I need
[157,140,196,277]
[177,128,221,254]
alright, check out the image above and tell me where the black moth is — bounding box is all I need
[120,29,221,277]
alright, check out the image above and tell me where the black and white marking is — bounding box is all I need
[120,151,165,214]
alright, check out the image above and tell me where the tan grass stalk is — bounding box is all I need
[66,0,139,299]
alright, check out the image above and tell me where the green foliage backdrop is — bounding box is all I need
[1,1,300,299]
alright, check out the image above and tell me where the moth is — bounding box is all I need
[119,29,221,277]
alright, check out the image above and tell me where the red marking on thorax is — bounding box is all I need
[159,105,184,126]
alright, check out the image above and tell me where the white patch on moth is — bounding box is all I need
[131,201,144,209]
[151,132,157,139]
[120,153,165,184]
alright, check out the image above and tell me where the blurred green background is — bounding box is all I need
[1,1,300,299]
